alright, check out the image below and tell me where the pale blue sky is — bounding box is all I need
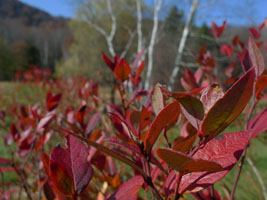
[19,0,267,26]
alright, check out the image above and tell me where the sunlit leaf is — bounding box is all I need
[179,131,249,194]
[201,68,255,140]
[248,37,265,77]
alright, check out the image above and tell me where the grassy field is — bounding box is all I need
[0,81,266,199]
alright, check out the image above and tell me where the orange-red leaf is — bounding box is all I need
[255,75,267,100]
[144,101,180,155]
[173,134,197,153]
[114,59,131,83]
[157,149,223,175]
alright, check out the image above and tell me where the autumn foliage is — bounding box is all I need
[0,20,267,200]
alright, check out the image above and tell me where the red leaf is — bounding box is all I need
[139,106,152,131]
[63,129,148,179]
[210,21,226,38]
[157,149,223,175]
[201,68,255,140]
[137,61,145,79]
[102,52,115,71]
[200,84,224,114]
[46,92,62,112]
[162,89,204,129]
[85,112,101,137]
[42,152,50,177]
[173,134,197,153]
[248,37,265,77]
[108,175,144,200]
[50,135,93,196]
[248,108,267,139]
[194,68,203,84]
[255,75,267,100]
[114,59,131,83]
[249,28,261,39]
[220,44,232,57]
[144,101,181,154]
[76,106,87,127]
[238,49,252,72]
[180,68,199,91]
[179,131,249,194]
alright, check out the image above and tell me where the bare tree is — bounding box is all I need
[144,0,162,90]
[168,0,200,90]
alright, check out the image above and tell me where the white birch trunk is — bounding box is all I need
[144,0,162,90]
[168,0,200,90]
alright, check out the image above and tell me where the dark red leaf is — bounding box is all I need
[144,101,181,155]
[108,175,144,200]
[179,131,249,194]
[180,68,199,91]
[210,21,226,38]
[46,92,62,112]
[178,95,204,130]
[63,129,148,179]
[162,89,204,130]
[248,108,267,139]
[239,49,252,72]
[50,135,93,196]
[102,52,115,71]
[49,159,74,196]
[249,28,261,39]
[201,68,255,140]
[248,37,265,77]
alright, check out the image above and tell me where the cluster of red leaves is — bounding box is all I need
[1,20,267,200]
[15,65,51,82]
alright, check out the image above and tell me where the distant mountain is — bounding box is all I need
[0,0,67,26]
